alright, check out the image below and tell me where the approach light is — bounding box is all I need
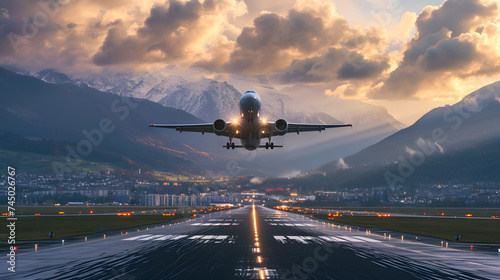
[233,119,238,124]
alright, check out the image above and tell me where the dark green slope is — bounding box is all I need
[0,67,214,174]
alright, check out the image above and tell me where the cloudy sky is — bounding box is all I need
[1,0,500,124]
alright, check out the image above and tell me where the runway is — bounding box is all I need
[2,206,500,279]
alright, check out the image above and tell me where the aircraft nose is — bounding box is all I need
[240,94,261,112]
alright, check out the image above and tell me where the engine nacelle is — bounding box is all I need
[213,119,226,135]
[274,119,288,135]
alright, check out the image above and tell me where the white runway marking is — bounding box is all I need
[269,223,316,227]
[122,234,188,241]
[137,235,163,241]
[122,234,151,241]
[188,235,235,243]
[123,234,233,243]
[275,235,382,244]
[191,223,239,226]
[274,236,287,244]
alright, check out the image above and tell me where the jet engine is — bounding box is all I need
[274,119,288,135]
[213,119,226,135]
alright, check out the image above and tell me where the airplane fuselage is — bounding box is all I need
[237,90,263,150]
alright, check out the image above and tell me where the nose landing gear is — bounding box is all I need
[265,142,274,149]
[226,140,235,149]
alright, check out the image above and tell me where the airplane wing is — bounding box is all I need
[149,123,215,134]
[287,123,352,133]
[267,122,352,136]
[149,122,236,137]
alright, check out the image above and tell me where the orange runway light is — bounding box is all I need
[259,269,266,280]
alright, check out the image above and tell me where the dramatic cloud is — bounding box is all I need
[271,47,389,84]
[0,0,157,71]
[0,0,246,71]
[1,0,500,104]
[93,0,246,67]
[194,0,392,98]
[0,1,63,59]
[370,0,500,100]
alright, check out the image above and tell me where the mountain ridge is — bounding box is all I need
[316,81,500,186]
[0,67,219,175]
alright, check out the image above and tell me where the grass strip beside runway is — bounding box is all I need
[315,214,500,244]
[3,214,189,241]
[319,207,500,217]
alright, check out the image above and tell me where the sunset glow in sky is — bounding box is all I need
[1,0,500,124]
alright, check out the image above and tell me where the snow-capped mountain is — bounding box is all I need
[158,79,241,121]
[77,69,346,123]
[81,71,241,121]
[34,69,74,84]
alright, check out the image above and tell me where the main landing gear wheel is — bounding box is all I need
[226,142,230,149]
[231,142,235,149]
[265,142,274,149]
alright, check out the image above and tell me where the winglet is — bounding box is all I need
[149,124,154,127]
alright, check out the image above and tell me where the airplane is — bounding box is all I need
[149,90,352,150]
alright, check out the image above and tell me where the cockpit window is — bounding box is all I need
[244,90,256,94]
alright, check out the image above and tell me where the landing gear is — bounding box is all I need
[265,136,274,149]
[226,140,235,149]
[265,142,275,149]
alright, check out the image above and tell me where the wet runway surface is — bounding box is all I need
[2,206,500,279]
